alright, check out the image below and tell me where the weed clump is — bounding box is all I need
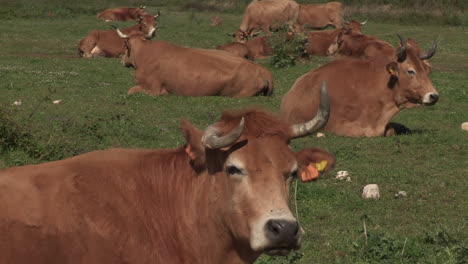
[268,26,307,68]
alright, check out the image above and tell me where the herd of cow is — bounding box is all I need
[0,1,441,263]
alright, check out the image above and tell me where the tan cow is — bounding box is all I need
[294,2,345,32]
[118,30,274,97]
[235,0,300,41]
[0,102,335,263]
[304,20,365,57]
[282,35,439,137]
[96,6,147,22]
[78,13,158,58]
[327,31,395,60]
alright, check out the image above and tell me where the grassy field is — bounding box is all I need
[0,5,467,264]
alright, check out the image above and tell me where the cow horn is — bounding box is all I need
[290,81,330,138]
[396,34,407,63]
[155,10,161,19]
[227,33,235,37]
[115,28,129,38]
[420,40,437,60]
[139,5,146,9]
[361,19,368,25]
[201,117,245,149]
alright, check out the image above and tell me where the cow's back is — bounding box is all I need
[297,1,343,29]
[0,149,166,263]
[305,30,337,56]
[136,42,272,97]
[241,0,299,31]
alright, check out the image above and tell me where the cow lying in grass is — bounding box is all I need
[117,29,274,97]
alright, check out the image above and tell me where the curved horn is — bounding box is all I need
[290,81,330,138]
[227,33,235,37]
[155,10,161,19]
[420,40,437,60]
[201,117,245,149]
[396,34,407,63]
[360,19,368,25]
[115,28,129,38]
[139,5,146,9]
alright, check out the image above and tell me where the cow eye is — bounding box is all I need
[407,69,416,75]
[226,165,243,176]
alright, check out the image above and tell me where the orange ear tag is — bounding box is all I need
[185,145,196,160]
[300,164,319,182]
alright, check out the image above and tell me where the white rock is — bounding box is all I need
[12,100,22,106]
[462,122,468,131]
[395,191,407,198]
[53,99,63,104]
[336,170,349,180]
[316,132,325,138]
[362,184,380,199]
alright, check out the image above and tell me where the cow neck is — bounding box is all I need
[129,38,146,69]
[137,147,240,263]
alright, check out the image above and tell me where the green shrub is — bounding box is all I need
[269,26,307,69]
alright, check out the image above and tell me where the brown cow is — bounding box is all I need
[327,31,395,60]
[236,0,300,41]
[282,35,439,137]
[304,20,365,57]
[96,6,146,22]
[217,42,252,60]
[294,1,345,32]
[0,102,335,263]
[118,30,274,97]
[79,14,158,58]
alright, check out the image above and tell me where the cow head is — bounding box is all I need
[344,19,366,34]
[326,28,351,56]
[181,83,334,257]
[388,34,439,106]
[230,29,259,43]
[137,10,160,38]
[115,29,147,67]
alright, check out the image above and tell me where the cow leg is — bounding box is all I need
[90,46,105,58]
[384,122,412,136]
[128,85,146,95]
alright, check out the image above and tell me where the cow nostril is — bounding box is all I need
[267,220,282,236]
[430,93,439,102]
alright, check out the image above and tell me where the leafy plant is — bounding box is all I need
[268,26,307,69]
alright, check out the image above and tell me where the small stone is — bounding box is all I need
[336,170,349,180]
[316,132,325,138]
[362,184,380,199]
[462,122,468,131]
[12,100,22,106]
[395,191,407,198]
[53,99,63,104]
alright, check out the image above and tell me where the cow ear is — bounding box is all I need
[180,119,206,171]
[386,62,399,77]
[295,148,335,183]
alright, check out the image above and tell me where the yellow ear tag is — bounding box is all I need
[315,160,328,172]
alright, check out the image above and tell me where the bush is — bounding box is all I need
[269,26,307,69]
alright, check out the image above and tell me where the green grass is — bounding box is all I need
[0,7,467,264]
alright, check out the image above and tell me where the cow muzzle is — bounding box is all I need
[422,92,439,105]
[263,219,302,256]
